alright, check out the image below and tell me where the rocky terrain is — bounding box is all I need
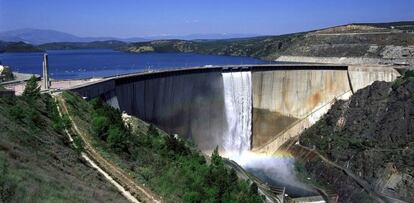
[293,71,414,202]
[2,22,413,65]
[123,22,414,65]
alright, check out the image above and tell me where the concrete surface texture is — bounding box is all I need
[67,65,400,155]
[115,71,227,153]
[251,69,351,149]
[348,65,400,92]
[252,69,351,118]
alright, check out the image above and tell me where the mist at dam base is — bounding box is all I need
[220,71,316,197]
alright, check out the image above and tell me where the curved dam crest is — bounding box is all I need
[69,64,400,155]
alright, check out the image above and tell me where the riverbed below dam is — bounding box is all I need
[69,64,400,197]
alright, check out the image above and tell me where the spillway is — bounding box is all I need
[222,71,252,156]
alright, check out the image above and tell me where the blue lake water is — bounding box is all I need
[0,49,274,80]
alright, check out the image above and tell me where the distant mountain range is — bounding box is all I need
[0,28,258,44]
[1,21,413,66]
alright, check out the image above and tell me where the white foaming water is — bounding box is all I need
[222,71,315,196]
[222,71,252,157]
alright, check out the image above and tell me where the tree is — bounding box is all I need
[211,146,223,167]
[249,182,258,195]
[229,168,238,185]
[22,75,40,100]
[147,124,159,137]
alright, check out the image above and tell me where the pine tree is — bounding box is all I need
[229,168,238,185]
[22,75,40,100]
[211,146,223,166]
[249,182,259,195]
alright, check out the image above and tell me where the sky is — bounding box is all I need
[0,0,413,38]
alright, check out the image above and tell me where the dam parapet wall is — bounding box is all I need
[68,64,399,154]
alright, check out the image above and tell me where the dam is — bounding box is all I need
[69,64,399,156]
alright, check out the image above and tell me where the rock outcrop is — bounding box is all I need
[295,72,414,202]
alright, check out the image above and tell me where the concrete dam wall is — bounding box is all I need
[69,65,399,155]
[252,69,352,149]
[116,70,227,152]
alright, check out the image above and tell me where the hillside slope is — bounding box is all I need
[293,71,414,202]
[124,22,414,64]
[0,93,127,202]
[0,41,43,53]
[2,22,412,65]
[60,91,264,202]
[38,40,128,50]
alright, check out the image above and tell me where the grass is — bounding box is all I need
[0,92,127,202]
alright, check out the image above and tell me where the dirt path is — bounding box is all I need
[54,93,161,203]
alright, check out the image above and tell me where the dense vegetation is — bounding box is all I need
[0,77,126,202]
[63,91,264,202]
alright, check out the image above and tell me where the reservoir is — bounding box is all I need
[0,49,273,79]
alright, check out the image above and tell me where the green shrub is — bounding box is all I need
[9,105,24,121]
[393,70,414,89]
[27,108,42,126]
[52,114,71,133]
[403,70,414,79]
[147,124,159,137]
[392,77,405,89]
[91,116,109,139]
[73,136,84,155]
[107,126,126,151]
[183,191,201,202]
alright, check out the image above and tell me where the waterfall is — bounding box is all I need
[222,71,252,156]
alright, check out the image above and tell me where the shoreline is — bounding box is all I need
[276,55,414,66]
